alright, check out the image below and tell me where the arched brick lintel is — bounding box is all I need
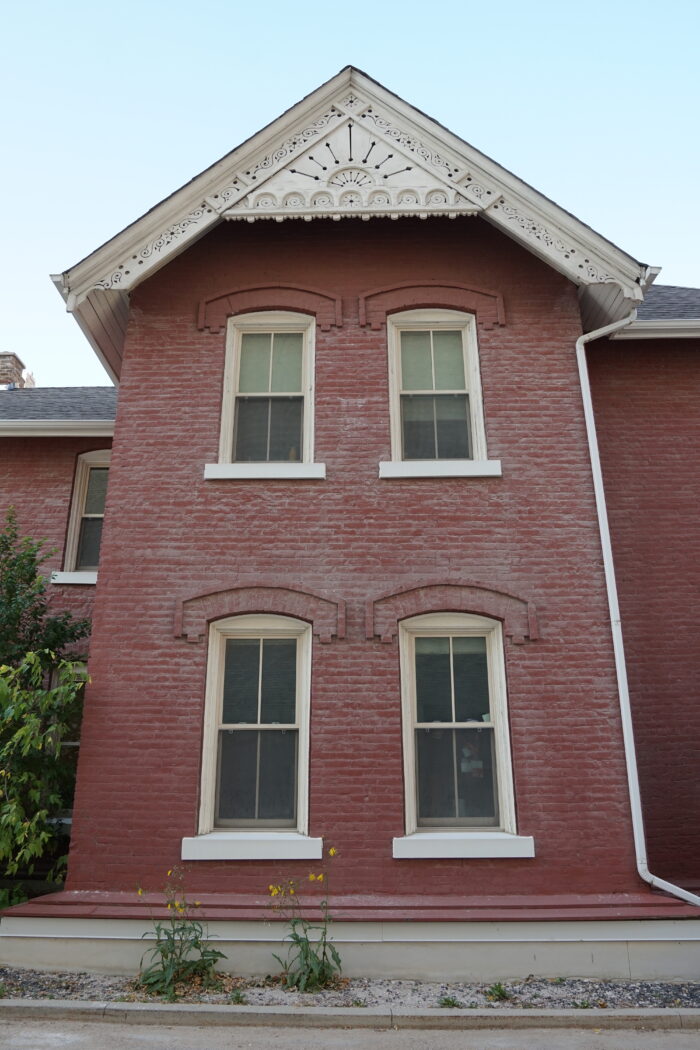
[358,281,506,331]
[368,582,539,645]
[197,284,343,333]
[175,585,345,643]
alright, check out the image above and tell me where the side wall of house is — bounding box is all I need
[66,216,643,907]
[0,436,111,632]
[589,338,700,887]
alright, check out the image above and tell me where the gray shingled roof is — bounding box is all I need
[637,285,700,321]
[0,387,116,421]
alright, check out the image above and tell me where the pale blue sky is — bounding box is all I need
[2,0,698,386]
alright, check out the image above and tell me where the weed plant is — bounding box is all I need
[268,846,341,991]
[137,868,226,1001]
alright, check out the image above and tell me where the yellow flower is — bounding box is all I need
[137,887,143,897]
[309,873,316,881]
[167,869,173,877]
[289,889,295,895]
[317,873,325,882]
[194,900,202,907]
[328,847,338,857]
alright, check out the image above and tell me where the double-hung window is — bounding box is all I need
[394,613,533,858]
[51,449,111,585]
[205,312,325,480]
[381,310,501,478]
[182,614,322,860]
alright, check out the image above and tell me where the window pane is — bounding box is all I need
[416,727,499,825]
[400,331,432,390]
[234,397,270,461]
[261,638,297,723]
[258,730,297,821]
[401,395,436,459]
[76,518,103,569]
[223,639,259,722]
[84,467,108,514]
[271,333,303,392]
[415,636,452,721]
[217,730,257,821]
[455,728,498,824]
[268,398,303,461]
[433,331,465,390]
[453,637,490,722]
[239,334,271,392]
[435,395,471,458]
[416,728,455,819]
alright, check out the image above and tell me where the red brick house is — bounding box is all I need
[1,68,698,978]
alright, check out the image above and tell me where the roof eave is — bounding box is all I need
[611,318,700,340]
[0,420,115,436]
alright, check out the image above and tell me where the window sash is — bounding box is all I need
[220,314,314,466]
[200,617,311,836]
[388,311,487,464]
[399,614,515,835]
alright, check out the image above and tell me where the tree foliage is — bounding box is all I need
[0,506,89,669]
[0,653,86,878]
[0,507,91,892]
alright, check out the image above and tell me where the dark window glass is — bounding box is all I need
[223,639,260,723]
[453,638,490,722]
[415,637,452,722]
[401,395,471,459]
[261,639,297,723]
[216,729,297,825]
[233,397,303,462]
[84,467,108,514]
[76,518,103,570]
[416,727,498,826]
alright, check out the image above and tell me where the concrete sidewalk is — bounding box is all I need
[1,999,700,1030]
[2,1017,700,1050]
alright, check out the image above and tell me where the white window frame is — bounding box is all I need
[51,449,111,586]
[393,612,533,859]
[182,613,322,861]
[380,309,501,479]
[204,311,325,481]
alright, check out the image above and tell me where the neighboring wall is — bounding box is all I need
[0,437,109,631]
[589,338,700,887]
[67,216,641,906]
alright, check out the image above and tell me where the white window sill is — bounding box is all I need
[204,463,326,480]
[181,832,323,861]
[50,571,98,585]
[393,831,535,859]
[379,460,502,479]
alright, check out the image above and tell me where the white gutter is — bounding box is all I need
[612,318,700,340]
[576,312,700,907]
[0,421,114,437]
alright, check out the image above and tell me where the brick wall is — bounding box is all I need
[65,217,642,903]
[589,337,700,885]
[0,436,110,630]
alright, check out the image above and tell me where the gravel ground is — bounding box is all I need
[0,967,698,1010]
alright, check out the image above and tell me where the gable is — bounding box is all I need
[53,67,655,382]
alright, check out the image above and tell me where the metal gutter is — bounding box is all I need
[612,318,700,340]
[0,421,114,437]
[576,312,700,908]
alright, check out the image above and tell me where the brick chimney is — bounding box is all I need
[0,353,31,389]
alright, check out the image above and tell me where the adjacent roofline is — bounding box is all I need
[0,420,115,437]
[611,319,700,341]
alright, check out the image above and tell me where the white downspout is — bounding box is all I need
[576,310,700,908]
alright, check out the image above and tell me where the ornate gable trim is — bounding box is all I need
[57,67,654,378]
